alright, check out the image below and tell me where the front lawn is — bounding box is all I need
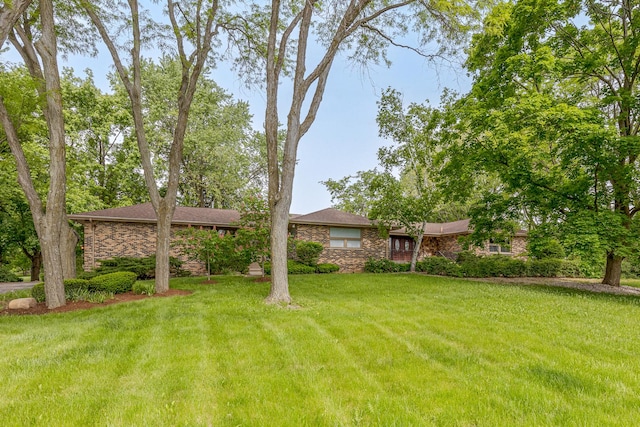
[1,274,640,425]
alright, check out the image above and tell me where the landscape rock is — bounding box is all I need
[8,298,37,310]
[248,262,263,277]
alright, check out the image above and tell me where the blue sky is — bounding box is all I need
[214,47,472,214]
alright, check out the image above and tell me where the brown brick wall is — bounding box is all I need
[81,221,207,275]
[417,234,527,260]
[295,224,387,272]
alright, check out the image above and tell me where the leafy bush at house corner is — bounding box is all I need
[364,258,410,273]
[31,282,45,302]
[527,236,566,260]
[295,241,324,266]
[316,263,340,273]
[89,271,137,294]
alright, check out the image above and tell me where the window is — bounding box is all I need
[489,239,511,254]
[330,227,361,248]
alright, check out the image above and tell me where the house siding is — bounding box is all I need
[294,224,387,272]
[82,221,207,275]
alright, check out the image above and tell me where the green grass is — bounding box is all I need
[2,274,640,426]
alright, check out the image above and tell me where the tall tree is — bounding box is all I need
[464,0,640,285]
[80,0,222,292]
[240,0,478,303]
[62,68,147,210]
[1,2,78,308]
[124,56,256,209]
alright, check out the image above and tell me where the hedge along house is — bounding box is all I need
[389,219,528,262]
[70,204,527,275]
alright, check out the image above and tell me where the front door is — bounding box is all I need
[390,237,415,262]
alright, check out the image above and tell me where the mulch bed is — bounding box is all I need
[1,289,192,316]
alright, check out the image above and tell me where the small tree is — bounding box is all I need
[173,228,220,281]
[234,194,271,276]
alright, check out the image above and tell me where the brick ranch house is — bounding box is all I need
[69,203,527,274]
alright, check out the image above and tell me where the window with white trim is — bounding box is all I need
[330,227,361,248]
[489,239,511,254]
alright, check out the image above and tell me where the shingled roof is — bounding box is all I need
[284,208,375,227]
[390,219,472,237]
[390,218,527,237]
[68,202,241,227]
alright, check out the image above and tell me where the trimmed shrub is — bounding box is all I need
[31,282,45,303]
[132,281,156,296]
[64,279,91,293]
[416,257,462,277]
[92,256,189,280]
[89,271,137,294]
[287,260,317,274]
[295,241,324,266]
[459,255,527,278]
[316,263,340,274]
[364,258,410,273]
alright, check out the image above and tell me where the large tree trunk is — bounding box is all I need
[154,202,174,293]
[40,223,65,307]
[30,251,42,281]
[61,223,78,279]
[410,222,427,272]
[602,252,623,286]
[266,199,292,304]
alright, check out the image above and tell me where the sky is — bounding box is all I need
[4,9,473,215]
[218,48,472,214]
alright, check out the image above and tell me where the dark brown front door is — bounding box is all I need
[391,237,415,262]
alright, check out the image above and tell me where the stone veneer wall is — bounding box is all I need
[294,224,388,272]
[82,221,207,275]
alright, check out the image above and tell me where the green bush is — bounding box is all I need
[316,263,340,274]
[0,266,21,283]
[295,241,324,266]
[31,282,45,303]
[89,271,137,294]
[132,281,156,296]
[527,237,566,259]
[364,258,410,273]
[287,260,316,274]
[92,256,189,280]
[526,259,582,278]
[263,260,318,275]
[64,278,91,293]
[459,255,527,278]
[416,257,462,277]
